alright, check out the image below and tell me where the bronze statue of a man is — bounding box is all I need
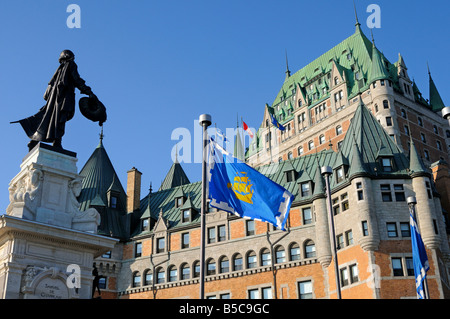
[12,50,95,151]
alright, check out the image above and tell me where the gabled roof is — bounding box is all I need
[132,182,202,237]
[271,26,374,112]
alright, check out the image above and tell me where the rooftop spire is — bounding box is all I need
[428,63,446,112]
[97,126,104,148]
[285,49,291,79]
[354,0,361,32]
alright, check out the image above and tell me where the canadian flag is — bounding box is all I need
[242,121,254,139]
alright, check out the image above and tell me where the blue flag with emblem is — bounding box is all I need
[207,137,294,230]
[270,114,285,131]
[410,212,430,299]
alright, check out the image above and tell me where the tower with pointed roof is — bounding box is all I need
[78,134,128,239]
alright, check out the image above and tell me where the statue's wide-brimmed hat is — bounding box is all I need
[79,96,107,125]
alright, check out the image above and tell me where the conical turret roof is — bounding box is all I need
[78,137,128,239]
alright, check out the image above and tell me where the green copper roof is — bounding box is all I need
[429,69,446,112]
[271,27,374,111]
[338,101,410,176]
[409,137,427,176]
[367,40,390,85]
[132,100,419,237]
[78,138,128,239]
[133,181,202,237]
[158,160,190,191]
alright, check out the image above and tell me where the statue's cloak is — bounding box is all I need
[15,60,91,142]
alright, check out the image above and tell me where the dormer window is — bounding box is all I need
[142,218,149,231]
[286,170,295,183]
[110,196,117,208]
[336,167,345,183]
[300,182,311,197]
[182,209,191,223]
[381,157,393,172]
[176,197,183,207]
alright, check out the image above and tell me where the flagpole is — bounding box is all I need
[198,114,211,300]
[407,196,430,299]
[321,166,342,299]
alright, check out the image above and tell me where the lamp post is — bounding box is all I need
[441,106,450,126]
[199,114,211,300]
[321,166,342,299]
[407,196,430,299]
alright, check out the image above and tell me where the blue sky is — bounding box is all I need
[0,0,449,212]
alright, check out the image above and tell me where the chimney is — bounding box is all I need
[127,167,142,213]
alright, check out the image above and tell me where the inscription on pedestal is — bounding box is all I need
[35,277,68,299]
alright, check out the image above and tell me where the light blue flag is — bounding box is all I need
[410,212,430,299]
[207,137,294,230]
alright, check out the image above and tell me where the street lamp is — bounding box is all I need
[441,106,450,126]
[321,166,342,299]
[199,114,211,300]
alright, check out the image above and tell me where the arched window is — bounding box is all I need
[193,261,200,278]
[304,240,316,258]
[289,243,300,261]
[143,269,153,286]
[275,245,286,263]
[181,263,190,280]
[247,251,257,268]
[334,77,340,86]
[206,258,216,276]
[260,248,271,266]
[132,271,141,288]
[233,253,243,271]
[308,140,314,150]
[168,265,177,282]
[336,125,343,136]
[319,134,325,145]
[156,267,165,284]
[298,146,304,156]
[288,152,293,160]
[219,256,229,273]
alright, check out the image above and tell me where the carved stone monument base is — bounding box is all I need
[0,143,117,299]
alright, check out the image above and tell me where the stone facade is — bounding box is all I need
[0,144,117,299]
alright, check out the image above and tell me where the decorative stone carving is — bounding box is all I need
[7,144,100,232]
[7,167,43,219]
[21,265,78,299]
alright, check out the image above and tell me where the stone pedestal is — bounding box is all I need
[0,143,118,299]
